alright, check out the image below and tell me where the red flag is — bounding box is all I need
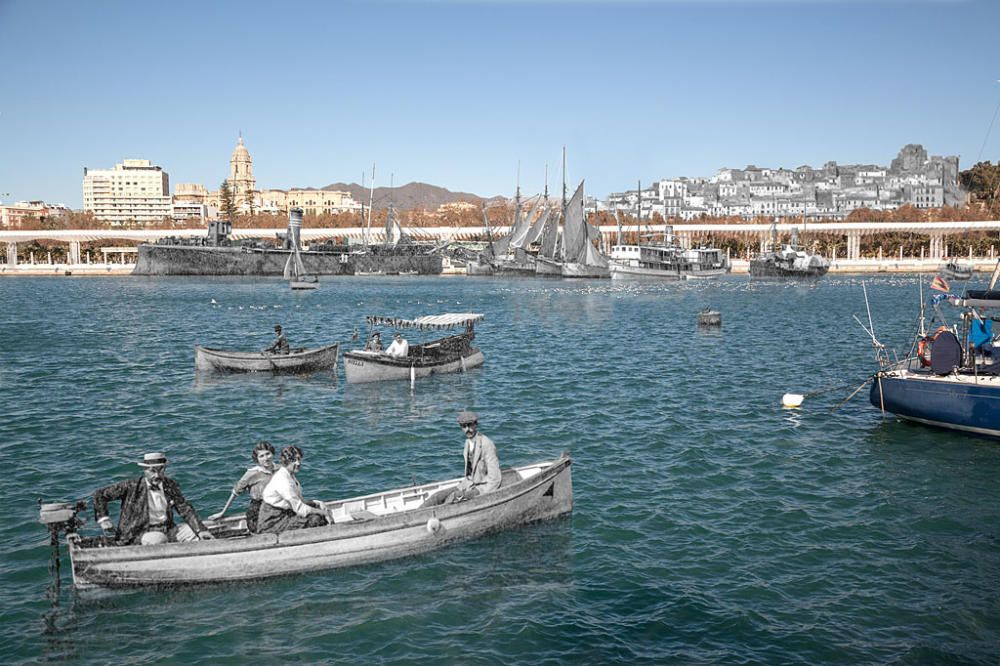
[930,275,950,293]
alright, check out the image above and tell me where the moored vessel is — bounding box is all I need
[867,266,1000,438]
[748,222,829,278]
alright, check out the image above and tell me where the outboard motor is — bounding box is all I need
[38,500,86,586]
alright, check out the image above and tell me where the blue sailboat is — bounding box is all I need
[869,266,1000,438]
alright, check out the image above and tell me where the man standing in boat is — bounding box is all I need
[264,324,290,355]
[93,452,215,546]
[425,411,502,505]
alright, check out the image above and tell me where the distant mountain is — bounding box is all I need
[321,181,495,211]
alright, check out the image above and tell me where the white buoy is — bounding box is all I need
[782,393,804,408]
[410,364,416,386]
[426,517,441,534]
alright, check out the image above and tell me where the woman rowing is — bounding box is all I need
[209,440,277,532]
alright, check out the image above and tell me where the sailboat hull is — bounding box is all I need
[561,262,610,278]
[466,261,494,276]
[534,257,562,276]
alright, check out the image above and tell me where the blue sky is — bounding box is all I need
[1,0,998,208]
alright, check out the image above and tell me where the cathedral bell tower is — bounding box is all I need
[227,136,256,200]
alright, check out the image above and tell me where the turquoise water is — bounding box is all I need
[1,275,998,664]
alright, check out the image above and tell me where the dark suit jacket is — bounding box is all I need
[93,475,206,545]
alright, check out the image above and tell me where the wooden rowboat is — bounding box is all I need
[194,342,340,374]
[61,455,572,589]
[344,313,484,384]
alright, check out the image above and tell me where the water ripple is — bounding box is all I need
[1,275,998,664]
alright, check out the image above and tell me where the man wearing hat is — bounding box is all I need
[425,411,502,506]
[264,324,290,355]
[365,331,383,352]
[93,452,215,546]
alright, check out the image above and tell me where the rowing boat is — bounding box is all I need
[343,313,484,384]
[194,342,340,374]
[55,455,572,589]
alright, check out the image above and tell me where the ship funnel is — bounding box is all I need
[288,207,303,250]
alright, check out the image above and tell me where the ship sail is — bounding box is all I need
[561,181,586,264]
[538,206,560,260]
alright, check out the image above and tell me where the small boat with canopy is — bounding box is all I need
[343,312,485,384]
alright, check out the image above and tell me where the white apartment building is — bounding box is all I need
[82,159,171,226]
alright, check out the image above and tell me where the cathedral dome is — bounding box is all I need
[231,137,251,161]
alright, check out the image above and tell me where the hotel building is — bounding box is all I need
[82,159,171,226]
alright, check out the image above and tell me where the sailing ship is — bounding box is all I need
[748,221,829,278]
[534,203,562,276]
[283,207,318,289]
[867,263,1000,438]
[490,180,553,277]
[559,180,609,278]
[466,206,497,276]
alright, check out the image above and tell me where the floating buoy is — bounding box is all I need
[426,517,441,534]
[782,393,804,408]
[210,298,217,304]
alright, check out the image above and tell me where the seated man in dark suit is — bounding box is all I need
[94,452,215,546]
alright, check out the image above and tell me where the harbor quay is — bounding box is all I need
[3,220,1000,276]
[3,258,994,276]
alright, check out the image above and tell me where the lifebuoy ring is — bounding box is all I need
[917,326,951,367]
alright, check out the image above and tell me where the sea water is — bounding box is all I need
[1,275,998,664]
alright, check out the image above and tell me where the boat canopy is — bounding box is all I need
[365,313,485,330]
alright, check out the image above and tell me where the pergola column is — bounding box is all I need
[846,231,861,260]
[6,241,16,266]
[928,233,944,259]
[68,240,82,265]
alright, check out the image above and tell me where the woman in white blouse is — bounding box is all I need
[257,446,329,534]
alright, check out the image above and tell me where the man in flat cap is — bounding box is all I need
[425,411,502,506]
[264,324,290,355]
[93,452,215,546]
